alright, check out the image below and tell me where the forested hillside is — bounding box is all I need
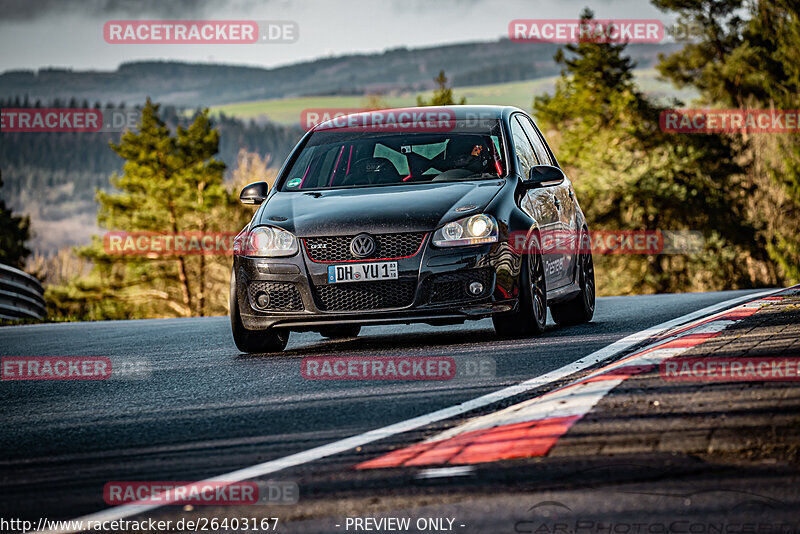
[0,41,681,106]
[0,98,303,251]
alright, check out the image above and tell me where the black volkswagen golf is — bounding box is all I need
[230,105,594,353]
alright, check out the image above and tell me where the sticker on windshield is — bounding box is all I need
[286,178,302,188]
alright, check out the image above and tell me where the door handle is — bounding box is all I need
[568,189,575,199]
[553,197,561,209]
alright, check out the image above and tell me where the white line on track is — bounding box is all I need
[416,466,475,479]
[37,288,782,534]
[414,296,775,448]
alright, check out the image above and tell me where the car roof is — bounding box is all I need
[312,105,526,131]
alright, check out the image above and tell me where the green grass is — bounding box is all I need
[633,69,699,104]
[210,69,697,125]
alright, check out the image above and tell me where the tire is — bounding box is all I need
[493,253,547,338]
[550,251,595,326]
[230,273,289,354]
[319,325,361,339]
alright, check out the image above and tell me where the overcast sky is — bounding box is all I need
[0,0,674,72]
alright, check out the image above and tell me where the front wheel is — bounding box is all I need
[550,252,595,326]
[493,253,547,338]
[230,273,290,354]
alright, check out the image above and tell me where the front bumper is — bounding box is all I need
[233,235,521,331]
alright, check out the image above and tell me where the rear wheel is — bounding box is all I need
[550,252,595,326]
[230,273,289,354]
[319,325,361,339]
[493,253,547,338]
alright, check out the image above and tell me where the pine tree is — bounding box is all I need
[654,0,800,283]
[84,99,234,317]
[417,71,466,106]
[533,8,759,294]
[0,170,31,269]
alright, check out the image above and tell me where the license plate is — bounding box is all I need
[327,262,398,283]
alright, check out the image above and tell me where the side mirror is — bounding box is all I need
[239,181,270,205]
[525,165,565,188]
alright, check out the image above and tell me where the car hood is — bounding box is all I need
[255,181,505,237]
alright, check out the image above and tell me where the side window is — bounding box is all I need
[314,146,341,187]
[510,117,537,178]
[518,115,553,166]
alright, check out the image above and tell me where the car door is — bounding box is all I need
[509,115,562,290]
[517,114,577,288]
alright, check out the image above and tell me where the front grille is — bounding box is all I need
[304,232,426,262]
[313,280,416,311]
[248,281,304,311]
[422,269,494,304]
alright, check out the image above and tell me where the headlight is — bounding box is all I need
[433,214,498,247]
[243,226,298,257]
[467,214,492,237]
[443,222,464,241]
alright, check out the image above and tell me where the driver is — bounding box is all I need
[445,137,492,175]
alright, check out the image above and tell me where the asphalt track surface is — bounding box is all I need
[0,289,768,525]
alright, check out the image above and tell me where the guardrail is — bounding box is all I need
[0,263,46,320]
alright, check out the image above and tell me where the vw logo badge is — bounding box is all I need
[350,233,376,258]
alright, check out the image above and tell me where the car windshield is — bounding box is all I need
[280,119,506,191]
